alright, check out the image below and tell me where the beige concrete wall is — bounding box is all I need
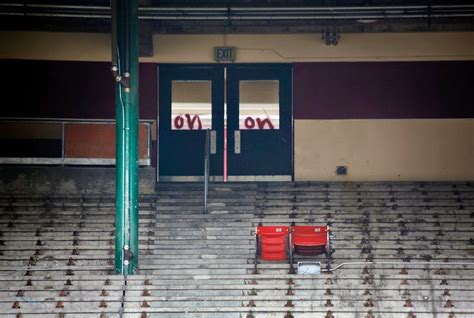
[1,31,473,62]
[0,32,111,61]
[295,119,474,181]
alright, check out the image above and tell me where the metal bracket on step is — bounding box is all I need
[297,261,321,275]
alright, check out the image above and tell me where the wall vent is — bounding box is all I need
[336,166,347,175]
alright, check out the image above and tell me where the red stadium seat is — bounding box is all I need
[290,225,332,270]
[255,225,290,261]
[291,225,329,256]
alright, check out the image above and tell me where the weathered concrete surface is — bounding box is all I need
[0,166,156,194]
[0,181,473,317]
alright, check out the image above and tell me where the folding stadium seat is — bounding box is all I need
[290,225,332,269]
[255,224,290,262]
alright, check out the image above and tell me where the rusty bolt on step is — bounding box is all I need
[407,311,416,318]
[400,267,408,275]
[28,256,37,266]
[448,312,456,318]
[435,268,447,275]
[67,258,75,266]
[246,312,255,318]
[100,289,109,297]
[141,300,150,308]
[55,301,64,309]
[284,312,294,318]
[440,279,449,285]
[325,310,334,318]
[99,300,107,308]
[324,288,333,296]
[12,301,20,309]
[366,310,375,318]
[362,276,373,285]
[404,299,413,307]
[285,300,294,308]
[444,299,455,308]
[364,298,374,307]
[325,299,333,307]
[142,289,151,296]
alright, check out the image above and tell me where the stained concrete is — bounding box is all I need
[0,166,156,194]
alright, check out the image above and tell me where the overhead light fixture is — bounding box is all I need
[356,19,378,24]
[322,26,340,46]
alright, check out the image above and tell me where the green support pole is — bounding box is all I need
[113,0,139,275]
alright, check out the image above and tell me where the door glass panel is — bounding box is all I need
[239,80,279,130]
[171,81,212,130]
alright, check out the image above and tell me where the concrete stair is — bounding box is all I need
[0,181,473,317]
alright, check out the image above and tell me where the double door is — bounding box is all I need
[158,64,292,181]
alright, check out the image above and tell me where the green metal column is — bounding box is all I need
[112,0,139,275]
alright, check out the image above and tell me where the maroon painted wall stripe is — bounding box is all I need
[0,59,158,167]
[294,61,474,120]
[0,59,157,120]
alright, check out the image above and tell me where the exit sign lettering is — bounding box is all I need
[214,47,236,62]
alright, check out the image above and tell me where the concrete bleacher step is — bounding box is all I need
[0,181,474,317]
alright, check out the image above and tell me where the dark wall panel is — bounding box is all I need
[294,61,474,119]
[0,59,157,120]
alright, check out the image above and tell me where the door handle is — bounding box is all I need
[210,130,217,154]
[234,130,241,154]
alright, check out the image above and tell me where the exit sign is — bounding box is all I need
[214,47,236,62]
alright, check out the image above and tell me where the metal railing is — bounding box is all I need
[0,117,153,166]
[203,129,210,214]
